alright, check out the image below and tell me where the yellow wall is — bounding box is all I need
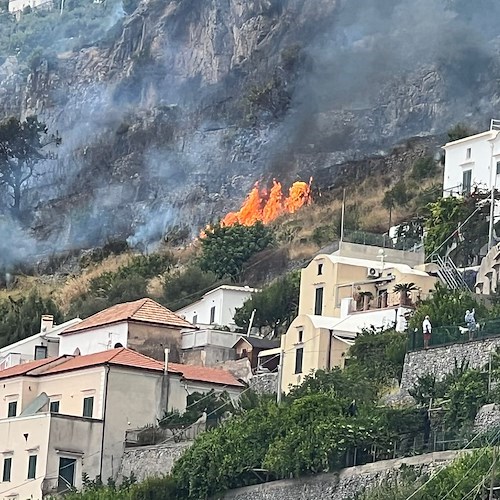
[0,413,103,500]
[280,315,350,393]
[299,254,437,318]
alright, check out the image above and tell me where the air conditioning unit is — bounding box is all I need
[367,267,381,278]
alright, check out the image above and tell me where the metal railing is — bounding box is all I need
[125,422,207,447]
[431,254,470,291]
[342,229,422,252]
[408,317,500,351]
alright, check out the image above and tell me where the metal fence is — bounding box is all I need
[343,425,500,468]
[408,317,500,351]
[125,422,207,447]
[342,229,422,252]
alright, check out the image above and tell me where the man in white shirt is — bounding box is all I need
[422,315,432,349]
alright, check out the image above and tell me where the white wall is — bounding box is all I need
[59,322,129,356]
[443,131,500,196]
[167,375,243,413]
[181,329,239,349]
[177,288,253,329]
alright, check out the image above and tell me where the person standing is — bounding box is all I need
[422,315,432,349]
[465,309,477,341]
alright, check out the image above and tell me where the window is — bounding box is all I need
[462,170,472,195]
[83,397,94,418]
[294,348,304,374]
[113,343,123,348]
[58,458,76,492]
[317,263,323,275]
[34,345,48,360]
[298,330,303,343]
[497,161,500,176]
[314,287,324,316]
[2,457,12,482]
[466,147,471,159]
[209,306,216,324]
[192,314,197,325]
[27,455,37,480]
[7,401,17,418]
[50,401,60,413]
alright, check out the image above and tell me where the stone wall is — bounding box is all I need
[220,451,460,500]
[119,442,192,482]
[249,373,278,394]
[474,403,500,434]
[400,336,500,391]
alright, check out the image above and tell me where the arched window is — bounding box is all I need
[73,348,81,356]
[114,343,123,348]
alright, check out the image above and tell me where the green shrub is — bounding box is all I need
[411,156,436,180]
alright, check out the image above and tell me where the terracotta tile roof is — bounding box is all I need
[0,348,243,388]
[0,356,63,380]
[168,362,244,388]
[62,298,194,335]
[43,348,165,375]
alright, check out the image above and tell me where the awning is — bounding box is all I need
[257,347,281,358]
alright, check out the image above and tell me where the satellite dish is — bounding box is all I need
[20,392,49,417]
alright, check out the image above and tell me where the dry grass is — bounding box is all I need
[54,253,133,312]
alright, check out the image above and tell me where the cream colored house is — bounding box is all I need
[59,298,196,362]
[0,348,243,499]
[278,242,438,393]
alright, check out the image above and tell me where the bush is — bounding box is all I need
[199,222,273,280]
[162,266,219,311]
[0,289,63,348]
[411,156,436,180]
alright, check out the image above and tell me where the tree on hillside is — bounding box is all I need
[408,283,488,332]
[162,266,219,311]
[0,116,60,217]
[424,193,491,265]
[233,271,300,335]
[199,222,274,281]
[0,289,63,348]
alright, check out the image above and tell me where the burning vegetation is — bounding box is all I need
[221,178,313,227]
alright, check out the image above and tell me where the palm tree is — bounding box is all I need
[393,282,419,306]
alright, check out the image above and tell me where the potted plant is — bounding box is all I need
[393,282,419,306]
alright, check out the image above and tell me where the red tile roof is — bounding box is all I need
[0,357,62,380]
[43,348,165,375]
[168,362,244,388]
[0,348,243,388]
[62,298,194,335]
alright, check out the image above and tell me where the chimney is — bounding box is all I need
[164,348,170,374]
[40,315,54,333]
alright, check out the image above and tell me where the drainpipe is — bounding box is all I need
[99,365,110,481]
[327,329,333,371]
[164,348,170,413]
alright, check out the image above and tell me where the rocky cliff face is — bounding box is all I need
[2,0,500,257]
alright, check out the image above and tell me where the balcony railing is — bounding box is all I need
[408,317,500,351]
[352,290,429,312]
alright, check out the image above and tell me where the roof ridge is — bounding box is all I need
[118,347,164,367]
[128,298,151,319]
[106,346,127,363]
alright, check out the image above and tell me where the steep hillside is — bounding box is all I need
[1,0,499,264]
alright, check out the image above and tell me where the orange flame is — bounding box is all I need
[220,178,313,228]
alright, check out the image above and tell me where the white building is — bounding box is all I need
[0,315,81,371]
[8,0,52,14]
[443,121,500,197]
[176,285,258,330]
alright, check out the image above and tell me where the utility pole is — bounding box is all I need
[276,349,284,404]
[246,309,256,337]
[340,188,346,244]
[489,445,496,500]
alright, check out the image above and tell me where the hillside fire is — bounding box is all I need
[221,178,313,227]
